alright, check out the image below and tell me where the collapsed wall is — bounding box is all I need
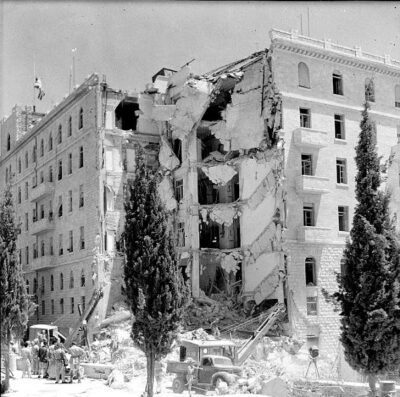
[152,50,287,312]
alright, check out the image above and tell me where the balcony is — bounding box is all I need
[30,183,55,202]
[297,226,333,242]
[31,217,55,235]
[32,255,55,271]
[293,128,328,148]
[296,175,330,194]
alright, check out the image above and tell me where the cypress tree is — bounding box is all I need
[334,101,400,394]
[122,146,189,397]
[0,183,30,393]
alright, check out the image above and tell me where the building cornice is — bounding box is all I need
[270,29,400,78]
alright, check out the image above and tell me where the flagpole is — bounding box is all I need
[72,48,77,89]
[33,61,36,112]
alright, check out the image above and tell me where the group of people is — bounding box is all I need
[19,337,87,384]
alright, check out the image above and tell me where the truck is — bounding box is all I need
[167,303,286,393]
[29,324,66,344]
[167,353,242,393]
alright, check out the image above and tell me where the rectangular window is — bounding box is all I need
[71,297,74,314]
[79,146,84,168]
[300,108,311,128]
[79,185,84,207]
[40,170,44,184]
[69,230,74,253]
[80,226,85,250]
[40,204,45,219]
[338,206,349,232]
[334,114,345,139]
[58,160,62,180]
[58,195,63,217]
[333,73,343,95]
[33,243,38,259]
[174,179,183,202]
[68,190,73,212]
[81,296,86,312]
[33,207,37,222]
[41,300,45,315]
[303,204,315,226]
[59,234,63,256]
[49,237,54,256]
[68,153,72,174]
[51,299,54,315]
[60,299,64,314]
[49,166,53,182]
[25,182,29,200]
[307,296,318,316]
[25,213,29,231]
[301,154,313,176]
[18,187,21,204]
[25,246,29,265]
[336,159,347,184]
[177,222,185,247]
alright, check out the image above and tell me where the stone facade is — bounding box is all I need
[0,75,159,336]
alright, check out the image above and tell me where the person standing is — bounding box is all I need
[53,343,67,384]
[186,362,194,397]
[38,340,49,378]
[31,339,40,376]
[47,340,57,379]
[21,342,32,378]
[154,360,164,394]
[68,342,85,384]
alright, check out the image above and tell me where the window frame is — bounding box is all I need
[298,62,310,89]
[332,72,344,95]
[338,205,349,232]
[303,203,315,227]
[301,154,313,176]
[336,158,347,184]
[299,108,311,128]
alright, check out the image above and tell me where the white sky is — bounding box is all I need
[1,1,399,117]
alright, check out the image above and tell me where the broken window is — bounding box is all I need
[197,124,226,161]
[298,62,310,88]
[202,89,232,122]
[198,171,239,205]
[301,154,313,176]
[300,108,311,128]
[332,72,343,95]
[199,221,220,249]
[173,139,182,162]
[115,98,139,130]
[305,257,317,286]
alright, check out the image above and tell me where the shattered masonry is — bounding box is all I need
[154,50,285,308]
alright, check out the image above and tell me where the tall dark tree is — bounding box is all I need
[122,146,190,397]
[0,183,30,393]
[335,101,400,394]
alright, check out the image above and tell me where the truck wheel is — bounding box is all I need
[172,377,185,393]
[213,375,227,387]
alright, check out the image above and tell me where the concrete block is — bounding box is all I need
[80,363,114,380]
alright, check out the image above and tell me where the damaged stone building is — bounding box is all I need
[0,75,160,337]
[1,27,400,377]
[148,28,400,365]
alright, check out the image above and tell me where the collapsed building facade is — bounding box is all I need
[1,28,400,379]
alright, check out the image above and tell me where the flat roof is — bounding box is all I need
[30,324,58,330]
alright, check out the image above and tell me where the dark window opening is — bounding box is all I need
[198,171,239,205]
[199,221,220,248]
[333,72,343,95]
[303,204,315,226]
[173,139,182,162]
[197,124,226,160]
[300,108,311,128]
[305,257,317,286]
[202,90,232,122]
[7,134,11,151]
[301,154,313,176]
[115,99,139,131]
[334,114,345,139]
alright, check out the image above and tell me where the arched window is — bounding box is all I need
[58,124,62,144]
[33,278,38,294]
[70,270,74,289]
[365,78,375,102]
[81,270,86,287]
[68,116,72,136]
[49,133,53,151]
[305,257,317,286]
[60,272,64,290]
[40,139,44,157]
[79,108,83,129]
[26,280,30,294]
[50,274,54,291]
[7,134,11,151]
[395,85,400,108]
[298,62,310,88]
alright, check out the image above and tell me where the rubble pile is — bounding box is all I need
[183,291,247,331]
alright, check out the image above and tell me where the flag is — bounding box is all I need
[34,77,45,100]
